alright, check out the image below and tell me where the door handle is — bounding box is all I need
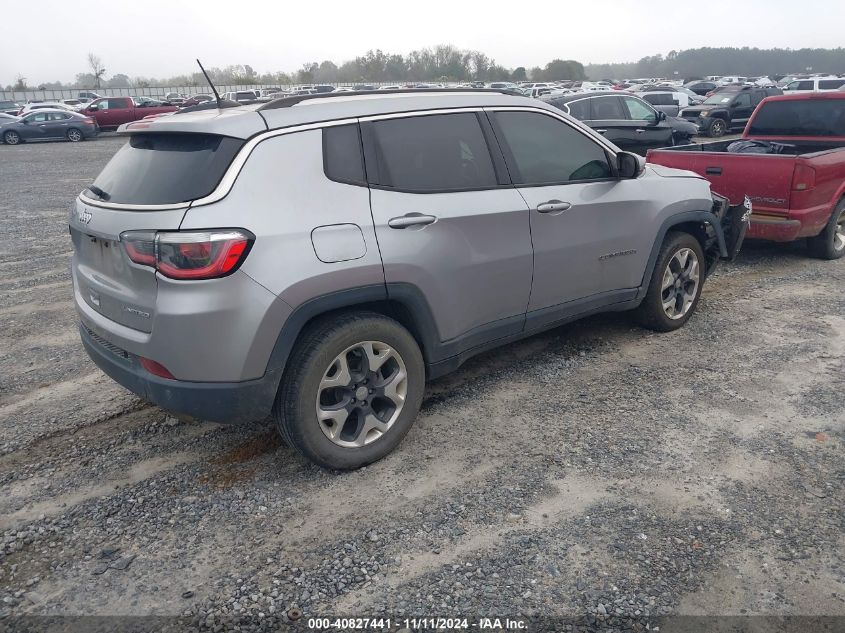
[388,214,437,229]
[705,166,722,175]
[595,129,607,134]
[635,128,646,133]
[536,200,571,214]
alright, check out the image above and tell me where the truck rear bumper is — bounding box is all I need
[80,322,278,423]
[748,202,830,242]
[748,214,803,241]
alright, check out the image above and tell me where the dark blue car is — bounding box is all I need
[0,109,99,145]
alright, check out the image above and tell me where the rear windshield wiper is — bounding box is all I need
[87,185,111,201]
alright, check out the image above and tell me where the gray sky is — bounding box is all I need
[2,0,843,85]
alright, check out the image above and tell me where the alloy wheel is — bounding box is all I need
[834,210,845,252]
[4,131,19,145]
[315,341,408,448]
[67,129,82,142]
[661,247,700,320]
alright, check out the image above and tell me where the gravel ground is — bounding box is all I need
[0,135,843,632]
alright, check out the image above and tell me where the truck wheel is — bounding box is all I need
[66,128,83,142]
[807,198,845,260]
[273,311,425,470]
[707,118,727,137]
[633,231,705,332]
[3,130,21,145]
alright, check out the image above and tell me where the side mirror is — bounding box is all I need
[617,151,645,179]
[87,105,97,112]
[657,110,667,121]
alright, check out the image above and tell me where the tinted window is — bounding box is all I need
[590,96,626,119]
[622,96,657,121]
[493,111,612,185]
[565,99,590,120]
[733,93,752,108]
[368,113,497,191]
[642,93,675,106]
[107,99,128,109]
[747,99,845,136]
[49,112,69,121]
[819,80,845,90]
[87,133,245,205]
[323,124,365,185]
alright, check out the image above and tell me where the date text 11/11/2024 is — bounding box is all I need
[307,617,528,630]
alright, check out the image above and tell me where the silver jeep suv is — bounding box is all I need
[71,89,748,469]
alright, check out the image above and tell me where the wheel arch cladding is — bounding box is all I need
[637,211,727,296]
[265,284,440,385]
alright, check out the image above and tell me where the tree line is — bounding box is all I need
[7,45,845,92]
[585,47,845,80]
[5,45,586,90]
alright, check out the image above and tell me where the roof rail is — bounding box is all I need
[258,87,524,110]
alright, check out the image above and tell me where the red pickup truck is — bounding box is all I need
[81,97,177,130]
[647,93,845,259]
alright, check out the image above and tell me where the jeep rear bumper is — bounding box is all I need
[80,323,279,423]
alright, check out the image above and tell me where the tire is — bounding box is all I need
[3,130,21,145]
[707,118,727,137]
[806,198,845,260]
[273,311,425,470]
[66,128,83,142]
[633,231,706,332]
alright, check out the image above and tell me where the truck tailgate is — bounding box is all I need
[647,147,796,216]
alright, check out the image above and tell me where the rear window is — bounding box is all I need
[748,99,845,137]
[86,133,244,205]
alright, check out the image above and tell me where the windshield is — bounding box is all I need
[86,133,245,205]
[703,94,734,105]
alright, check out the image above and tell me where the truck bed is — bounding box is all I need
[657,139,845,156]
[647,139,845,243]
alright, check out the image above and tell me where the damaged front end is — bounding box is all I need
[702,192,751,274]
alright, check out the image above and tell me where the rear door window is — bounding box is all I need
[366,113,498,191]
[590,96,626,119]
[86,133,245,205]
[107,99,129,109]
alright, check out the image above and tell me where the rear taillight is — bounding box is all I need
[791,164,816,192]
[120,230,253,280]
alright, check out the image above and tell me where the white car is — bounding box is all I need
[18,102,75,115]
[783,76,845,92]
[718,76,748,85]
